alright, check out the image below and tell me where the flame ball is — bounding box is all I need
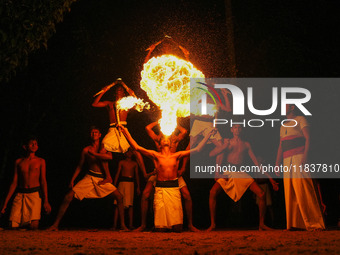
[141,54,205,135]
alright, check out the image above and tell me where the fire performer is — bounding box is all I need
[1,136,51,229]
[275,104,325,231]
[136,120,199,232]
[207,124,279,231]
[47,127,128,231]
[92,79,148,178]
[118,124,216,232]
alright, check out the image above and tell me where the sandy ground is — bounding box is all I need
[0,229,339,255]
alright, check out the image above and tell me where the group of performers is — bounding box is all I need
[0,78,326,232]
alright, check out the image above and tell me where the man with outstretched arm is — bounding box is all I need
[119,124,216,232]
[136,120,199,232]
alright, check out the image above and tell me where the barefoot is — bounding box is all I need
[133,225,146,232]
[308,228,324,232]
[120,225,130,232]
[259,224,273,231]
[188,225,200,232]
[205,225,216,232]
[46,225,59,231]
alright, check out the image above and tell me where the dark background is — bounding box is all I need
[0,0,339,229]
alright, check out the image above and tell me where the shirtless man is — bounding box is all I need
[113,149,140,230]
[207,124,278,231]
[137,120,198,232]
[48,127,128,231]
[92,79,148,178]
[1,137,51,229]
[119,124,216,232]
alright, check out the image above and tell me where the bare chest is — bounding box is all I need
[18,159,41,176]
[157,155,177,169]
[228,141,247,154]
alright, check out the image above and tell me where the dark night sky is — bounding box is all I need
[0,0,339,228]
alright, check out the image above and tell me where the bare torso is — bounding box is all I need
[85,145,108,173]
[106,102,128,124]
[120,159,137,178]
[226,138,248,165]
[153,152,180,181]
[16,156,43,188]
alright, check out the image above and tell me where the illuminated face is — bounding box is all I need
[26,140,38,153]
[90,129,101,141]
[231,124,242,136]
[160,136,170,147]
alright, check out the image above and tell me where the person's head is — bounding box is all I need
[125,148,134,159]
[23,136,39,153]
[231,124,243,137]
[90,126,101,141]
[286,104,296,116]
[114,84,127,100]
[159,135,170,148]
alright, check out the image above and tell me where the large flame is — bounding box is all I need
[117,96,150,112]
[141,54,206,135]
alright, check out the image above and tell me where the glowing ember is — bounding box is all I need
[141,54,205,135]
[117,96,150,112]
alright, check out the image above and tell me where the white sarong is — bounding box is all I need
[154,180,183,228]
[117,181,134,208]
[73,172,117,200]
[9,190,41,228]
[102,122,130,153]
[217,172,254,202]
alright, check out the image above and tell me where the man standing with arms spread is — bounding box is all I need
[137,120,198,232]
[119,124,215,232]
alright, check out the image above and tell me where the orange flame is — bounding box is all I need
[141,54,205,135]
[117,96,150,112]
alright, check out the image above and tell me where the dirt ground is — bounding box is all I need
[0,229,339,255]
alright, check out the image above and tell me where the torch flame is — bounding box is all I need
[117,96,150,112]
[141,54,206,135]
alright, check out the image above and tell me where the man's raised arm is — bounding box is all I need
[118,125,156,159]
[145,121,160,142]
[92,81,117,107]
[178,128,217,159]
[120,81,137,98]
[176,123,188,142]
